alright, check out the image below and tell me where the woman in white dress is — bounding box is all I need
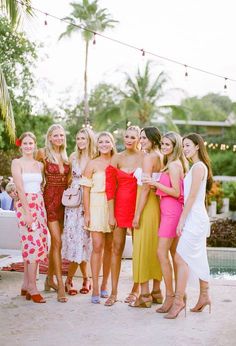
[62,128,96,295]
[165,133,213,319]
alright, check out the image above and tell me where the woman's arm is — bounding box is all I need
[11,160,34,227]
[144,161,182,198]
[83,161,94,229]
[177,164,205,236]
[132,155,153,229]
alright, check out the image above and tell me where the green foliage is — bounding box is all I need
[0,16,41,148]
[181,93,234,121]
[222,182,236,211]
[0,0,33,27]
[210,151,236,176]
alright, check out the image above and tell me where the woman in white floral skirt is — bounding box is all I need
[62,128,96,295]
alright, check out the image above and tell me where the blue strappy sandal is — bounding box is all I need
[91,295,100,304]
[100,290,109,298]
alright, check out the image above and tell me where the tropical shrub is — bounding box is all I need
[208,219,236,247]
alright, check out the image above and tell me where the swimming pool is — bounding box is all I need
[208,247,236,280]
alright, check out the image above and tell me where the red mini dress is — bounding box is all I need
[43,160,69,222]
[105,165,137,228]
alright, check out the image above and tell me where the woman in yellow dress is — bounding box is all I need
[130,126,163,307]
[82,132,116,304]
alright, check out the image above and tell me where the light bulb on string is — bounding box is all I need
[223,77,228,94]
[141,49,145,57]
[93,33,96,45]
[184,64,189,78]
[44,13,48,26]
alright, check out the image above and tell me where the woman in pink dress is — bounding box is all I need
[12,132,48,303]
[145,132,188,313]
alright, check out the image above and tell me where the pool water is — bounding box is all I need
[210,267,236,280]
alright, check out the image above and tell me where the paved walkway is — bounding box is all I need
[0,260,236,346]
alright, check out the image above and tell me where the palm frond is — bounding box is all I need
[0,66,15,141]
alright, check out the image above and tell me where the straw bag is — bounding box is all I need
[62,187,82,208]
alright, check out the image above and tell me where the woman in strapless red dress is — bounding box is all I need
[104,126,144,306]
[37,124,69,303]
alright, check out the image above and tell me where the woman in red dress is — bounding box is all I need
[105,126,144,306]
[37,124,69,302]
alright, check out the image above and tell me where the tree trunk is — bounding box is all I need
[83,40,89,125]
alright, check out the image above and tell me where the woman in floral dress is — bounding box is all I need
[62,128,96,295]
[12,132,48,303]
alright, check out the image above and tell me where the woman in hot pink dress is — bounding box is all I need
[145,132,188,313]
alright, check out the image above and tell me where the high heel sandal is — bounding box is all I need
[44,277,58,292]
[164,293,186,319]
[151,290,163,304]
[129,293,152,308]
[21,289,27,296]
[124,292,139,304]
[26,292,46,303]
[91,295,100,304]
[100,289,109,298]
[65,278,78,296]
[156,294,175,313]
[79,278,91,294]
[104,295,117,307]
[190,287,211,313]
[57,286,68,303]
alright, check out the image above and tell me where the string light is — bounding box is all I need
[184,64,188,78]
[93,33,96,45]
[44,13,48,26]
[14,0,236,87]
[224,77,228,91]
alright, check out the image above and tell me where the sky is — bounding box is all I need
[26,0,236,111]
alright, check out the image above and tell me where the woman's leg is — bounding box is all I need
[27,262,39,294]
[91,232,105,298]
[105,227,126,305]
[22,261,29,291]
[164,252,188,318]
[190,279,211,312]
[170,237,179,286]
[65,262,79,295]
[48,220,67,302]
[156,237,174,312]
[79,261,91,294]
[101,232,113,293]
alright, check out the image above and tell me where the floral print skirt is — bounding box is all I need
[15,193,48,264]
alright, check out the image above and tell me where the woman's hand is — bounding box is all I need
[25,211,34,228]
[132,214,140,229]
[142,176,159,188]
[84,213,90,229]
[176,218,185,237]
[108,215,117,230]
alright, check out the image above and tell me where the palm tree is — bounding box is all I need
[0,0,33,141]
[59,0,118,125]
[0,67,15,141]
[0,0,33,27]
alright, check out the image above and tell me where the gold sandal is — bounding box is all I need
[129,293,152,308]
[124,292,138,304]
[104,295,117,307]
[151,290,163,304]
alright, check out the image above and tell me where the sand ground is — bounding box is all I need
[0,260,236,346]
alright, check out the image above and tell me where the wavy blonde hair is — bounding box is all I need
[162,131,188,174]
[75,128,97,160]
[125,125,141,150]
[45,124,68,164]
[96,131,117,157]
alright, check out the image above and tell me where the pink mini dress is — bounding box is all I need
[156,172,184,238]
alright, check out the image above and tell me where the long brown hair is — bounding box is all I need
[183,133,213,192]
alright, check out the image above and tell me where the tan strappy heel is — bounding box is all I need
[156,294,175,313]
[164,293,186,319]
[190,287,211,313]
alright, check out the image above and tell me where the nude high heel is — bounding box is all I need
[190,287,211,313]
[156,294,175,313]
[44,277,58,292]
[164,293,186,319]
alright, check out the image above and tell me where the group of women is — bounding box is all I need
[11,123,213,319]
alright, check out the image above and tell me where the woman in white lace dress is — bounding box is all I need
[62,128,96,295]
[165,133,213,319]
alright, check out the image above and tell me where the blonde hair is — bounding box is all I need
[5,182,16,193]
[125,125,141,150]
[45,124,68,164]
[75,128,96,160]
[162,131,188,174]
[96,131,117,157]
